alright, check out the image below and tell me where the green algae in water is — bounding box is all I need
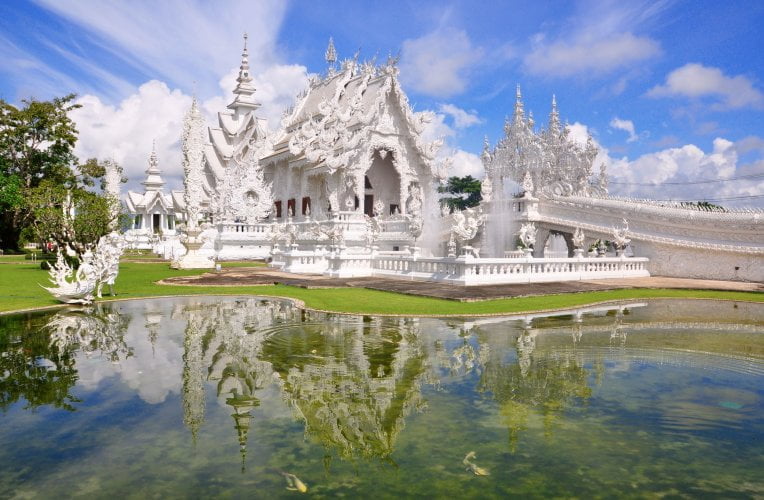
[0,297,763,498]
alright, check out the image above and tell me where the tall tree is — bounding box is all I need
[0,95,81,250]
[438,175,483,212]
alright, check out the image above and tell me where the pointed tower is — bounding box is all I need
[228,33,260,114]
[513,84,525,124]
[325,36,337,75]
[142,141,165,192]
[548,94,561,136]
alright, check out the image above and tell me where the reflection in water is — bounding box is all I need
[1,298,762,497]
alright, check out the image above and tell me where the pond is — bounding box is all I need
[1,297,762,498]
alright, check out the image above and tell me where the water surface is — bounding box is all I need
[1,297,762,498]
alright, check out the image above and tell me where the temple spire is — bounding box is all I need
[142,141,165,192]
[228,32,260,112]
[548,94,560,136]
[325,36,337,75]
[513,84,525,123]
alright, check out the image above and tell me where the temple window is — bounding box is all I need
[287,198,296,216]
[274,200,282,218]
[167,215,175,230]
[389,204,399,215]
[134,215,142,229]
[302,197,311,215]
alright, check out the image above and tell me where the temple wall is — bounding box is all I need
[636,242,764,282]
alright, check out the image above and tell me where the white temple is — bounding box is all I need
[124,143,181,249]
[158,35,762,283]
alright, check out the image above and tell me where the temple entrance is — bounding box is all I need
[153,214,161,232]
[365,150,400,216]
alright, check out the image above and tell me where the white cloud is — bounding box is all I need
[609,117,638,142]
[400,27,482,97]
[438,103,482,129]
[569,122,762,206]
[524,32,661,77]
[420,110,483,179]
[71,81,192,192]
[648,63,764,110]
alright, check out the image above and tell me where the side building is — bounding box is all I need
[124,144,183,249]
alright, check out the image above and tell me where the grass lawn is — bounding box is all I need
[0,260,761,316]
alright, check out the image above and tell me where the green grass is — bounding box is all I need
[0,260,761,316]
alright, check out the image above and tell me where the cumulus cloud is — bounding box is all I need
[609,117,638,142]
[420,110,483,179]
[400,27,482,97]
[648,63,764,110]
[524,32,661,77]
[438,103,482,129]
[569,122,762,206]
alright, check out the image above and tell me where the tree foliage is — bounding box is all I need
[438,175,483,212]
[0,95,124,253]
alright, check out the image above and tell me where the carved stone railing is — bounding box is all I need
[371,255,649,285]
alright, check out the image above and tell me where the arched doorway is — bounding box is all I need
[364,150,401,216]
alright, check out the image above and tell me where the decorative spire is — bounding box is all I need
[548,94,560,135]
[481,135,492,163]
[228,33,260,112]
[325,36,337,66]
[142,140,165,192]
[513,84,525,123]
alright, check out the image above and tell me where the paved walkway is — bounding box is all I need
[159,267,763,302]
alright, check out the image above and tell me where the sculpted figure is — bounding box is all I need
[572,227,585,249]
[451,207,484,244]
[517,222,537,249]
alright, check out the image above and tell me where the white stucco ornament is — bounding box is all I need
[483,88,604,199]
[612,219,631,250]
[43,252,97,304]
[451,207,484,244]
[572,227,585,249]
[518,222,538,249]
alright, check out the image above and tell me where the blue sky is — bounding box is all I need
[1,0,763,205]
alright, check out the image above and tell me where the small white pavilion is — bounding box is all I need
[124,144,179,248]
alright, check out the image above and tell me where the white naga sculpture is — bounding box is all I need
[43,252,97,304]
[43,233,125,304]
[93,232,127,298]
[517,222,538,249]
[612,219,631,253]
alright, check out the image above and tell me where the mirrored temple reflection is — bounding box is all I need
[13,297,761,470]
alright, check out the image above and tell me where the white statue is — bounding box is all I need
[480,176,493,203]
[363,215,381,247]
[92,232,126,298]
[517,222,537,249]
[612,219,631,252]
[451,207,484,244]
[42,251,97,304]
[522,170,534,196]
[572,227,585,249]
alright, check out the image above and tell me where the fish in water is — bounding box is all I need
[281,472,308,493]
[463,451,490,476]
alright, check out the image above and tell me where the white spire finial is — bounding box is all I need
[325,36,337,65]
[513,84,525,121]
[228,32,260,111]
[549,94,561,135]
